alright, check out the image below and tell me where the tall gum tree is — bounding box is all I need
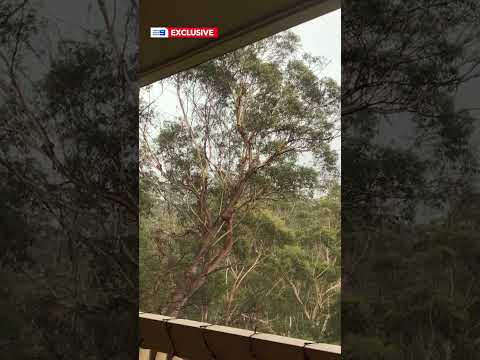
[140,32,340,316]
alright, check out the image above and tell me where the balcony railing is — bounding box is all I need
[139,312,341,360]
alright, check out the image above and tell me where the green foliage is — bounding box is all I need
[140,28,340,327]
[140,189,341,343]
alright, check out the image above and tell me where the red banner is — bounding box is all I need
[167,27,219,39]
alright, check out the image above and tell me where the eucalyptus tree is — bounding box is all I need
[141,31,340,316]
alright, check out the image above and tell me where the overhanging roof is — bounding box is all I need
[140,0,340,87]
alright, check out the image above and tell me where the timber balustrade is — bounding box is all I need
[139,312,341,360]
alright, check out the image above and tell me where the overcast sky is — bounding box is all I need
[293,9,341,83]
[291,9,341,162]
[142,9,341,165]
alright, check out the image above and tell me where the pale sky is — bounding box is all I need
[142,9,341,165]
[292,9,341,163]
[292,9,341,83]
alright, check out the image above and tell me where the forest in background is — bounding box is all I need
[140,185,340,343]
[139,31,341,344]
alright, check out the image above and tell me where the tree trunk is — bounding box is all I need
[164,215,235,317]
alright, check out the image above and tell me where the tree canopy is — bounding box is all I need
[140,30,341,342]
